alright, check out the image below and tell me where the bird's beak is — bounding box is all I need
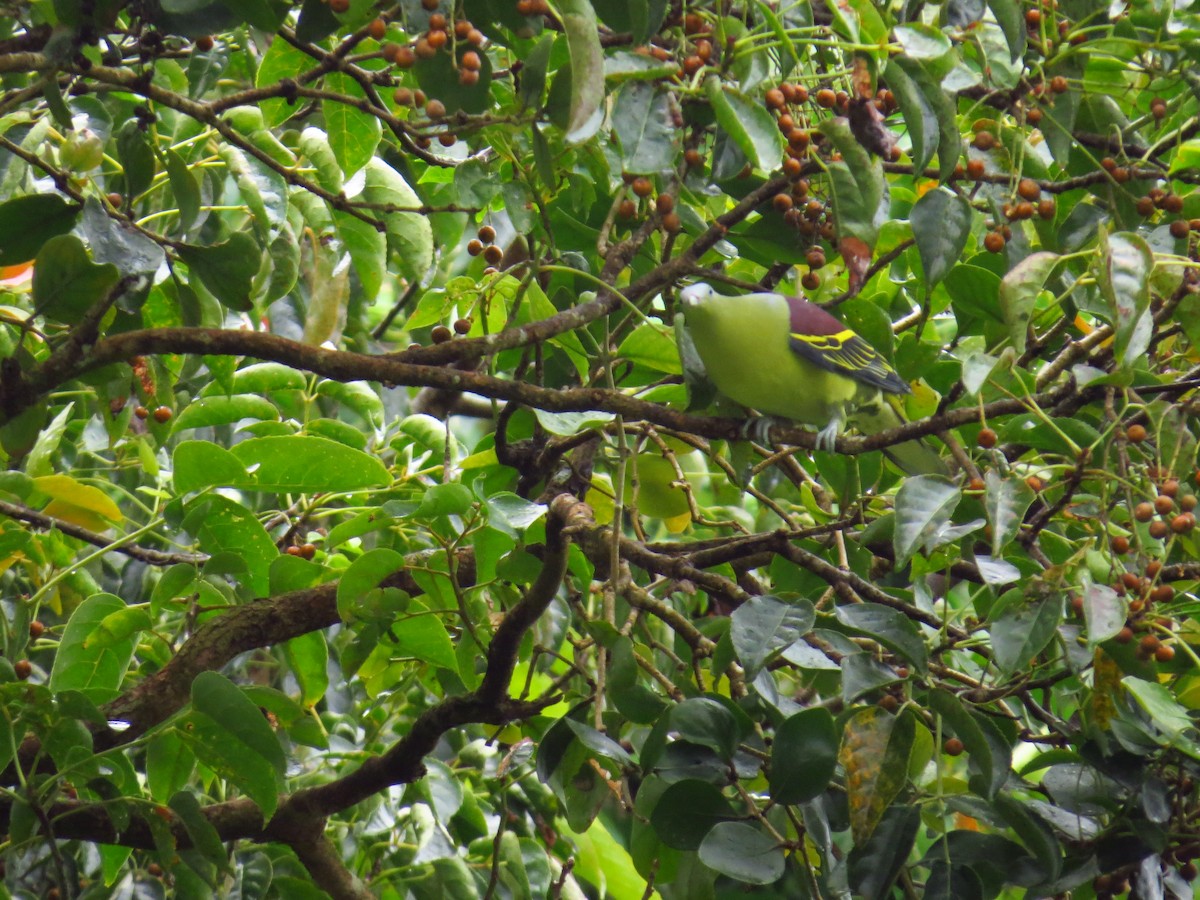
[679,284,708,308]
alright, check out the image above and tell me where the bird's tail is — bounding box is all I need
[853,394,948,476]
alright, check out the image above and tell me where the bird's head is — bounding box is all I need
[679,282,717,310]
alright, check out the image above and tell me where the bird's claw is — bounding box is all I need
[815,420,841,453]
[740,416,779,445]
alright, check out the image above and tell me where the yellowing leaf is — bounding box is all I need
[35,475,122,524]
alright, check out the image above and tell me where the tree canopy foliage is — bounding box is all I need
[1,0,1200,896]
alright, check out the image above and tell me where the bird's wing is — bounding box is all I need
[784,297,910,394]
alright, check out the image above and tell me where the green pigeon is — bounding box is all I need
[679,283,946,476]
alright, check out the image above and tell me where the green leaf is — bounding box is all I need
[49,593,137,702]
[984,470,1035,553]
[172,395,280,432]
[617,322,681,374]
[847,806,921,900]
[894,475,962,566]
[169,790,229,871]
[323,72,381,179]
[179,233,262,312]
[331,204,386,302]
[770,707,838,804]
[613,83,678,175]
[1097,230,1153,370]
[649,779,735,850]
[820,118,884,247]
[564,719,635,766]
[215,0,286,31]
[298,127,344,193]
[1084,583,1126,647]
[698,822,785,886]
[256,36,311,127]
[31,234,121,324]
[191,671,286,774]
[520,34,555,108]
[390,602,458,672]
[1123,677,1200,758]
[670,697,742,760]
[166,150,201,234]
[894,23,952,60]
[172,440,251,493]
[146,730,196,802]
[230,435,391,492]
[83,606,152,650]
[178,709,281,819]
[910,189,972,289]
[834,603,929,674]
[283,631,329,707]
[336,548,405,623]
[729,594,814,678]
[558,0,605,142]
[704,75,784,172]
[987,0,1027,62]
[998,252,1058,354]
[219,144,287,241]
[363,158,433,285]
[182,495,277,596]
[116,120,156,199]
[0,194,80,266]
[990,596,1060,676]
[885,58,938,175]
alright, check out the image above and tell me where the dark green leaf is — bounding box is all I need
[0,194,80,266]
[770,708,838,804]
[910,188,972,289]
[178,233,262,312]
[49,593,137,702]
[649,779,736,850]
[730,594,814,678]
[32,234,121,324]
[697,822,785,885]
[613,83,677,175]
[835,603,928,674]
[990,596,1061,676]
[230,435,390,492]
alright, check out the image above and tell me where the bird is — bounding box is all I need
[678,283,946,476]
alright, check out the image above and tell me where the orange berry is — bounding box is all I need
[1172,513,1195,534]
[1126,423,1147,443]
[973,131,996,151]
[13,659,31,679]
[966,158,986,179]
[29,620,44,639]
[431,325,453,343]
[426,29,447,49]
[368,17,387,40]
[134,405,149,419]
[461,50,481,71]
[801,271,820,290]
[661,212,681,233]
[766,88,786,109]
[425,99,446,118]
[478,224,497,243]
[815,88,836,108]
[195,35,215,51]
[631,176,653,198]
[1025,475,1043,492]
[1155,644,1176,662]
[984,231,1006,253]
[1155,495,1175,515]
[483,244,503,265]
[1017,178,1040,200]
[1149,520,1170,539]
[1111,535,1130,554]
[152,406,172,423]
[943,737,965,756]
[467,238,483,256]
[453,317,472,335]
[1050,75,1069,93]
[1115,626,1134,644]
